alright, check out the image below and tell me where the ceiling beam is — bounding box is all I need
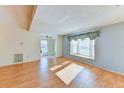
[28,6,37,31]
[7,5,37,30]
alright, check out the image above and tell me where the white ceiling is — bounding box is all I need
[31,5,124,35]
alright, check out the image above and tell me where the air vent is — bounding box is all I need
[14,54,23,63]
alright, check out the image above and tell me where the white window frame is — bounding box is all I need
[70,38,95,60]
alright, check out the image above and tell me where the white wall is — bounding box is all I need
[0,25,40,66]
[63,22,124,75]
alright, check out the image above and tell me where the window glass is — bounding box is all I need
[70,38,95,59]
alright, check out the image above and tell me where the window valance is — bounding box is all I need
[68,31,100,41]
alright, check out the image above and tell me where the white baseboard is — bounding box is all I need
[0,59,40,68]
[75,60,124,76]
[84,62,124,76]
[64,56,124,76]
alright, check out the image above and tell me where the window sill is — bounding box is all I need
[70,54,95,60]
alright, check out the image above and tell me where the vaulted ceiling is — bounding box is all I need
[0,5,37,30]
[1,5,124,34]
[30,5,124,35]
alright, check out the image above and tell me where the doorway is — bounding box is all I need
[40,39,56,56]
[40,39,48,56]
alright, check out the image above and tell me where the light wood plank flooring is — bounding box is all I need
[0,57,124,88]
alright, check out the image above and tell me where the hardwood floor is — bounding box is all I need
[0,56,124,88]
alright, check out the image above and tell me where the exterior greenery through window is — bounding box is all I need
[70,38,95,59]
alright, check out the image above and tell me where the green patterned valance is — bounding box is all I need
[68,31,100,41]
